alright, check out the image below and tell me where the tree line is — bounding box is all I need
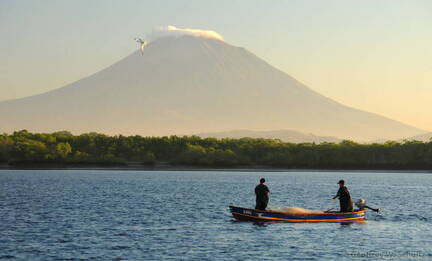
[1,130,431,169]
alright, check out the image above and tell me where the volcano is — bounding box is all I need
[0,34,425,141]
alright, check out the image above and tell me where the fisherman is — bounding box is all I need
[332,179,353,212]
[255,178,270,210]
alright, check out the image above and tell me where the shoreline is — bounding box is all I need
[1,163,431,173]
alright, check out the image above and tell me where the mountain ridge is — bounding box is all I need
[196,129,342,143]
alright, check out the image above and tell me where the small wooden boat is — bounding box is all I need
[229,205,366,223]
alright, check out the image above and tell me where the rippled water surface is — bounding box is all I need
[1,170,431,260]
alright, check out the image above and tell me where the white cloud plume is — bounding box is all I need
[146,25,224,42]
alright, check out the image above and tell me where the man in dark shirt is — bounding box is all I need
[255,178,270,210]
[332,179,353,212]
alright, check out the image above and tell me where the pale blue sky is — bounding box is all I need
[1,0,431,130]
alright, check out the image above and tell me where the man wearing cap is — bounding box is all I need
[332,180,353,212]
[255,178,270,210]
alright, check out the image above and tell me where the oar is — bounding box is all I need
[322,199,337,212]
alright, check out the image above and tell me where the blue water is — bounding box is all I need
[1,170,431,260]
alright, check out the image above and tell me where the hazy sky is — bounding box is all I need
[1,0,431,131]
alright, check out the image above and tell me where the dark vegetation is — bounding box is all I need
[1,130,432,169]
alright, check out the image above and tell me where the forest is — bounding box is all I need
[1,130,431,169]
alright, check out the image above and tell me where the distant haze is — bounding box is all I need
[0,34,425,141]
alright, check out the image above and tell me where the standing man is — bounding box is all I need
[255,178,270,210]
[332,180,353,212]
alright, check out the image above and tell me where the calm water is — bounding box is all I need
[1,170,431,260]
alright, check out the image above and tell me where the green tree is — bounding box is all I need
[54,142,72,159]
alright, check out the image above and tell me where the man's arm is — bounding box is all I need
[332,188,341,200]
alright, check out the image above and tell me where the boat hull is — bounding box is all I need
[229,206,366,223]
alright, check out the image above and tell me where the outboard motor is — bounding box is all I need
[355,199,380,212]
[355,199,367,210]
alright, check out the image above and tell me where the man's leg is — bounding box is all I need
[340,201,347,212]
[256,201,266,210]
